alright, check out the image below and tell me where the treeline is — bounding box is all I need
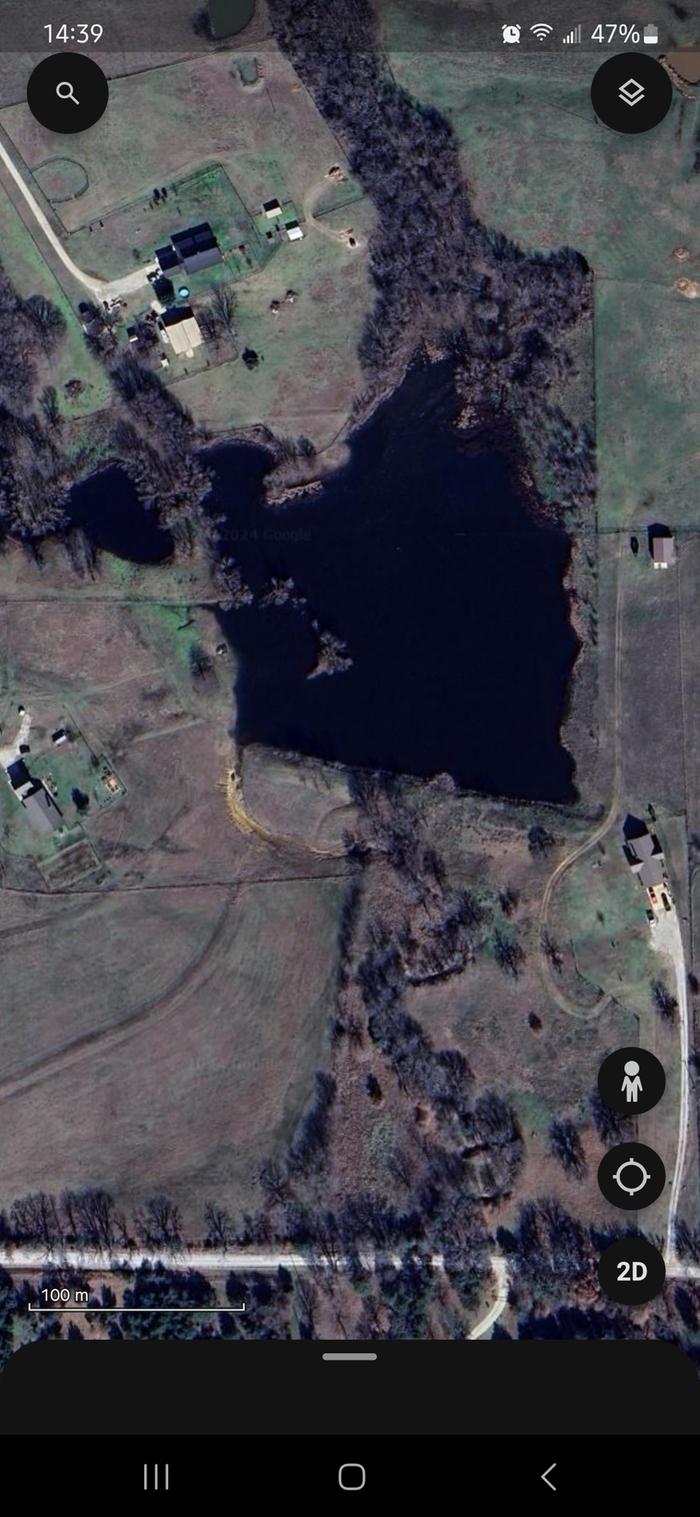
[0,272,65,412]
[1,1187,186,1253]
[0,269,73,540]
[110,355,212,539]
[268,0,595,524]
[344,774,522,1169]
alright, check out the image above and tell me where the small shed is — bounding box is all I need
[650,530,676,568]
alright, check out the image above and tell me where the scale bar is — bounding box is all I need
[29,1304,245,1314]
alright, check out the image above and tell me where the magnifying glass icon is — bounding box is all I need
[56,80,79,106]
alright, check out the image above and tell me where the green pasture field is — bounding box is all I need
[0,188,110,418]
[1,49,344,238]
[0,876,343,1229]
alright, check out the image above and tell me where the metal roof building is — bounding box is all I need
[651,534,676,568]
[155,223,224,278]
[22,786,62,834]
[160,306,203,357]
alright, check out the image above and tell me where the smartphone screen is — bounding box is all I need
[0,0,699,1491]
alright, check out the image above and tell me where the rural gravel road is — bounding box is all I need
[652,908,692,1273]
[0,1247,508,1335]
[0,130,152,300]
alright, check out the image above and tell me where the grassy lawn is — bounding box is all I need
[558,844,659,1006]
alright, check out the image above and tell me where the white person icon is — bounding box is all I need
[597,1046,665,1118]
[621,1060,643,1104]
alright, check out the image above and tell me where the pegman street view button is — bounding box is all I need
[598,1046,666,1116]
[590,52,673,134]
[27,53,109,134]
[598,1237,666,1305]
[598,1141,666,1210]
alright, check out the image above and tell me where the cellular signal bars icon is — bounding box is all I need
[563,24,582,43]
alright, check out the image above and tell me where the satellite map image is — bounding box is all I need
[0,0,700,1373]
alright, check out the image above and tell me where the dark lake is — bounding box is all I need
[68,465,174,563]
[67,361,578,802]
[208,362,577,802]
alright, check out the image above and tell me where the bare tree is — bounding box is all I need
[549,1118,586,1178]
[259,1161,290,1207]
[211,284,237,336]
[135,1194,183,1250]
[203,1201,234,1250]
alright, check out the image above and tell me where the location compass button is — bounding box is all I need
[598,1141,666,1211]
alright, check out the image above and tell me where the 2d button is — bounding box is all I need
[598,1141,666,1210]
[598,1046,666,1117]
[339,1464,366,1492]
[598,1236,666,1305]
[590,52,673,134]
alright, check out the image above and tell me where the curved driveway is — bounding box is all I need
[0,131,152,300]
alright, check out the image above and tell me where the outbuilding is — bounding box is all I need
[650,531,676,568]
[22,785,62,834]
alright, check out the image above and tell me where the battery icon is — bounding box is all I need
[643,25,659,43]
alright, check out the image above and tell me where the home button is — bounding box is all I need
[339,1463,366,1491]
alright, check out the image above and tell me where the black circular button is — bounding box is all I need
[27,53,109,135]
[590,52,673,134]
[598,1141,666,1211]
[598,1236,666,1305]
[598,1046,666,1116]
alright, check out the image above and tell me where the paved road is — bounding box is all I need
[0,132,152,301]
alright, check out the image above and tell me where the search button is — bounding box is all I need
[27,53,108,134]
[56,81,80,105]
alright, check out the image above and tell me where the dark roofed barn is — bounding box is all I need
[22,785,62,834]
[6,757,31,791]
[157,223,223,279]
[155,245,181,274]
[160,304,196,328]
[639,857,665,889]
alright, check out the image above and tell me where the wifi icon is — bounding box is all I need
[530,22,553,39]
